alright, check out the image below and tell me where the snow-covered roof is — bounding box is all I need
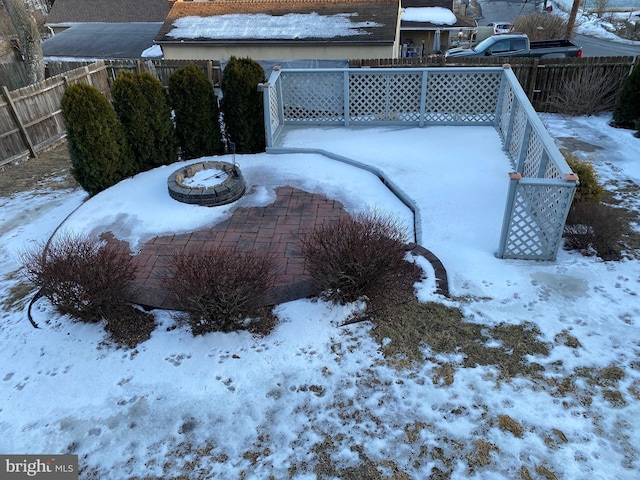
[155,0,399,44]
[402,7,457,26]
[167,13,381,40]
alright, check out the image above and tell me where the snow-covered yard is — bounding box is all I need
[1,114,639,479]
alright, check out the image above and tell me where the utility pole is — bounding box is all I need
[566,0,582,38]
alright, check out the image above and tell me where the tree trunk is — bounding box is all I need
[566,0,582,39]
[4,0,45,85]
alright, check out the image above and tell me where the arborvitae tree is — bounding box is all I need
[60,83,134,196]
[112,72,177,172]
[612,64,640,129]
[137,72,178,166]
[168,63,223,159]
[221,56,266,154]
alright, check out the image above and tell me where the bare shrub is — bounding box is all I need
[512,13,568,41]
[21,233,139,322]
[592,0,610,18]
[104,306,156,348]
[163,246,276,334]
[564,202,626,260]
[301,211,409,304]
[614,20,640,42]
[547,67,628,116]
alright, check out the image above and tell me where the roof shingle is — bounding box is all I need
[46,0,170,24]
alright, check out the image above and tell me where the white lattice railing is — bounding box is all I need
[261,66,577,261]
[495,67,577,260]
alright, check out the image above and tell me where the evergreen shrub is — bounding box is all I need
[612,64,640,129]
[111,71,177,172]
[60,83,134,195]
[168,63,223,159]
[221,56,266,153]
[563,151,603,203]
[301,211,409,304]
[561,151,627,260]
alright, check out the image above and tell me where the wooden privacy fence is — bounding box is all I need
[0,59,222,166]
[46,59,223,88]
[350,55,639,111]
[0,61,110,166]
[0,62,28,92]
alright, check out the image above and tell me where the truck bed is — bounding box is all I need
[529,39,580,50]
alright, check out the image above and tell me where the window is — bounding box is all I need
[488,40,510,54]
[511,38,526,51]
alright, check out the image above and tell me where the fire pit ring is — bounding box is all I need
[167,161,246,206]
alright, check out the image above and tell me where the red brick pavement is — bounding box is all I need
[103,186,349,310]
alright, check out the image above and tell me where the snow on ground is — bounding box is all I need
[552,0,640,45]
[1,115,639,479]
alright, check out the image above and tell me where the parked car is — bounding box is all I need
[473,22,513,43]
[445,33,582,58]
[487,22,513,34]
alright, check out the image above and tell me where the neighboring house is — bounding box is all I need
[154,0,402,61]
[400,0,476,56]
[45,0,170,33]
[42,0,170,59]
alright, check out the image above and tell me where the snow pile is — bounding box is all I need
[141,44,162,58]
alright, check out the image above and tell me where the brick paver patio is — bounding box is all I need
[104,186,349,310]
[101,185,449,311]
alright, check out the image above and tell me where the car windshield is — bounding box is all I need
[473,37,495,53]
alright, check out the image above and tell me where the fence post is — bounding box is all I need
[515,122,532,173]
[260,81,272,148]
[526,58,539,103]
[496,172,521,259]
[419,69,428,126]
[1,85,37,159]
[207,60,214,85]
[344,70,350,127]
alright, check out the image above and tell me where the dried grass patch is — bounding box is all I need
[535,465,558,480]
[497,414,524,438]
[1,270,37,312]
[370,298,551,382]
[544,428,569,449]
[467,439,499,468]
[0,140,78,197]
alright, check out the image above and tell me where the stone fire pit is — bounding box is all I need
[167,161,246,206]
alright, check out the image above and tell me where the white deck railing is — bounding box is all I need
[261,66,577,261]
